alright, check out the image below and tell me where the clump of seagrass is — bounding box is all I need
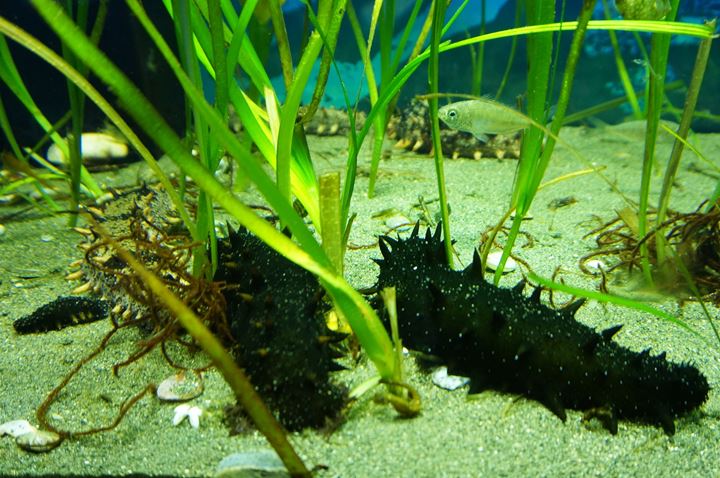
[581,200,720,301]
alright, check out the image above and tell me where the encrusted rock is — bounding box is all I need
[215,451,289,478]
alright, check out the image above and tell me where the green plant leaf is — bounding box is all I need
[526,271,701,339]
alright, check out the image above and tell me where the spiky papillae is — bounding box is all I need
[374,223,709,434]
[214,226,346,431]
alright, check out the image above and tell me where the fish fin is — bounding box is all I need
[545,104,557,122]
[473,133,489,143]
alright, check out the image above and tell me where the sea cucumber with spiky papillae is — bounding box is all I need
[374,223,709,434]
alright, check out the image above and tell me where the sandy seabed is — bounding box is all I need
[1,123,720,477]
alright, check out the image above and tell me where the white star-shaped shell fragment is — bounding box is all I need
[172,404,202,429]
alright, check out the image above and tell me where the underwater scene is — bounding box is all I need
[1,0,720,476]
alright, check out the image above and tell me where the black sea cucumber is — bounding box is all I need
[374,223,710,434]
[68,184,346,430]
[13,296,108,334]
[214,226,347,431]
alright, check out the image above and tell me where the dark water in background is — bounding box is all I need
[0,2,184,154]
[0,0,718,156]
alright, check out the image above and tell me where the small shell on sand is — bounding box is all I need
[485,251,518,273]
[0,419,37,438]
[15,430,62,453]
[585,259,606,272]
[156,371,204,401]
[431,366,469,391]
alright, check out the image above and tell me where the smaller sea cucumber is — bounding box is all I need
[13,296,108,334]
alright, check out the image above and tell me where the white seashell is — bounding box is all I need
[46,143,64,165]
[46,132,129,165]
[486,251,517,273]
[431,366,470,391]
[0,419,37,438]
[585,259,606,272]
[156,372,204,401]
[72,132,128,160]
[15,430,61,452]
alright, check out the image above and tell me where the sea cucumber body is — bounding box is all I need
[374,224,709,434]
[214,227,346,431]
[13,296,107,334]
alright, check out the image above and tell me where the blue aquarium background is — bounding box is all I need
[0,0,718,155]
[271,0,719,132]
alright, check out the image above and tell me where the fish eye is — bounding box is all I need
[448,109,457,120]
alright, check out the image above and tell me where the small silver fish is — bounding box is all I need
[438,99,531,143]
